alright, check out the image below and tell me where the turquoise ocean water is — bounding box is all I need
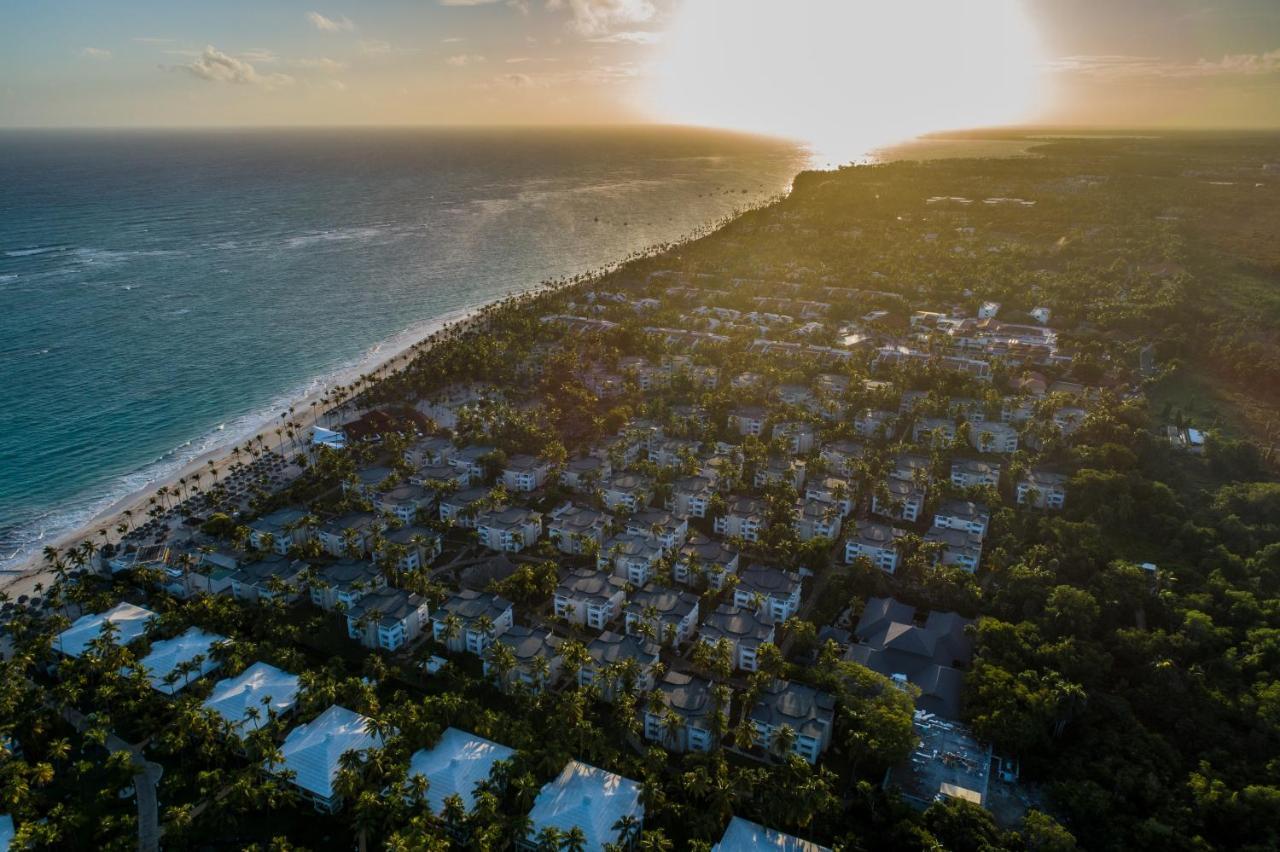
[0,127,807,567]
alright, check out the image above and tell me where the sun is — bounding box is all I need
[645,0,1045,163]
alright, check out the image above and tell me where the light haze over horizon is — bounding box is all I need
[3,0,1280,152]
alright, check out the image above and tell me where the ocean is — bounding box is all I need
[0,126,808,568]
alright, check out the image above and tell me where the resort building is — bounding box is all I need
[933,500,991,537]
[579,631,660,700]
[599,533,663,586]
[845,520,906,574]
[675,534,740,591]
[406,728,516,817]
[55,602,155,658]
[624,508,688,553]
[699,605,776,673]
[273,705,384,814]
[950,458,1001,489]
[600,472,653,514]
[203,662,300,733]
[623,584,701,646]
[474,507,542,553]
[502,454,552,493]
[793,499,843,542]
[374,484,436,524]
[438,486,491,528]
[316,512,379,558]
[669,474,715,519]
[345,587,431,652]
[547,504,612,555]
[749,680,836,765]
[485,624,562,693]
[229,554,308,605]
[924,526,984,573]
[713,817,831,852]
[560,454,611,491]
[871,475,926,523]
[520,761,644,851]
[375,525,442,573]
[969,422,1019,454]
[846,597,974,718]
[133,627,225,695]
[308,559,386,612]
[734,564,802,623]
[714,496,767,543]
[643,670,718,753]
[247,507,310,555]
[1017,470,1068,509]
[431,590,514,656]
[554,568,628,631]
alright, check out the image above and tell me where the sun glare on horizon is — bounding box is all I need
[647,0,1044,163]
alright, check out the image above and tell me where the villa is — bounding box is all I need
[599,533,663,586]
[133,627,225,695]
[520,761,644,851]
[438,486,492,528]
[1017,470,1068,509]
[273,705,384,813]
[374,483,436,524]
[203,661,300,732]
[406,728,516,818]
[55,602,155,658]
[600,472,653,513]
[714,496,767,543]
[714,817,831,852]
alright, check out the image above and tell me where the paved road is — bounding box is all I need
[60,706,162,852]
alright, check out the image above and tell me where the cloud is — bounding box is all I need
[358,38,392,55]
[546,0,656,38]
[438,0,504,5]
[589,29,659,44]
[1049,49,1280,79]
[240,48,279,64]
[307,11,355,32]
[81,47,112,60]
[293,57,348,72]
[132,37,173,45]
[446,53,487,66]
[171,46,294,88]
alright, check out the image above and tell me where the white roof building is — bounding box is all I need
[714,816,831,852]
[274,705,384,808]
[406,727,516,814]
[132,627,225,695]
[203,662,300,732]
[55,602,156,658]
[525,760,644,851]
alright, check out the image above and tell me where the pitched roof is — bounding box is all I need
[525,760,644,850]
[714,816,831,852]
[407,727,515,815]
[55,602,155,658]
[275,705,383,800]
[748,680,836,740]
[133,627,225,695]
[204,662,300,731]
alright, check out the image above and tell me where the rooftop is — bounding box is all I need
[274,705,384,801]
[203,661,300,731]
[525,761,644,851]
[55,602,156,658]
[407,727,516,815]
[132,627,225,695]
[713,816,831,852]
[748,679,836,741]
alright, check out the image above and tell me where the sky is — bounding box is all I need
[2,0,1279,145]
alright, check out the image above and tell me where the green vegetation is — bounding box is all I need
[2,133,1279,850]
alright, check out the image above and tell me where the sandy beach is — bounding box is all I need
[0,300,493,600]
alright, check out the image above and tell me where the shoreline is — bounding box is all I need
[0,299,497,593]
